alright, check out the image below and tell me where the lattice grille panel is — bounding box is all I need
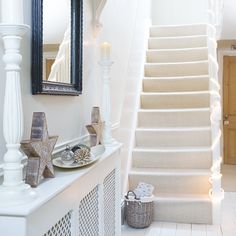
[43,211,72,236]
[78,186,99,236]
[104,169,116,236]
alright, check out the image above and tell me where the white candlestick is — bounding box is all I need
[99,59,118,146]
[1,0,24,24]
[0,24,37,207]
[101,42,110,60]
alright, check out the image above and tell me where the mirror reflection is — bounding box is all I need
[43,0,71,84]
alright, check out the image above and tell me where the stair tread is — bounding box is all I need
[151,23,206,26]
[150,23,206,29]
[141,90,210,95]
[144,75,209,80]
[153,193,211,202]
[130,168,211,176]
[151,23,206,27]
[133,146,211,152]
[138,108,210,112]
[143,75,209,80]
[146,50,208,63]
[147,47,208,53]
[149,34,207,39]
[145,60,208,65]
[136,126,211,131]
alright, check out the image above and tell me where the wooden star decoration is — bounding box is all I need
[21,112,58,187]
[86,107,104,146]
[86,122,104,146]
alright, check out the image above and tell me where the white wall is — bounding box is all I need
[113,0,151,193]
[221,0,236,39]
[0,0,151,163]
[151,0,208,25]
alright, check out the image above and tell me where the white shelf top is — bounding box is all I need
[0,143,122,217]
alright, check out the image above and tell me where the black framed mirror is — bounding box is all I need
[32,0,83,95]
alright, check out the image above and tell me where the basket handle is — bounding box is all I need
[125,190,140,200]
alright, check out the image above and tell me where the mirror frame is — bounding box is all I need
[31,0,83,95]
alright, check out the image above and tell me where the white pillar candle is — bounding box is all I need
[1,0,24,24]
[101,42,110,60]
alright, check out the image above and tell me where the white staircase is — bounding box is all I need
[128,24,215,224]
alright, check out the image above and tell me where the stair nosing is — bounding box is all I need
[145,60,208,66]
[144,75,209,79]
[136,126,211,132]
[153,193,211,202]
[149,35,207,40]
[133,146,212,152]
[141,91,210,96]
[138,108,211,113]
[130,168,211,176]
[146,47,208,53]
[143,77,209,82]
[150,23,207,27]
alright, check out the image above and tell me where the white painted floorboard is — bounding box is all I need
[160,223,176,236]
[121,192,236,236]
[175,224,191,236]
[191,224,206,236]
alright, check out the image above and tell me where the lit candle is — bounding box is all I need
[1,0,24,24]
[101,42,111,60]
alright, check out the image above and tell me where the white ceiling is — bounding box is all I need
[43,0,70,44]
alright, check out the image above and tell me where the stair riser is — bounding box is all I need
[132,150,212,169]
[143,78,209,92]
[146,49,208,63]
[135,130,211,147]
[129,174,211,194]
[141,94,210,109]
[148,37,207,49]
[150,25,207,37]
[138,110,210,127]
[145,62,208,77]
[153,200,212,224]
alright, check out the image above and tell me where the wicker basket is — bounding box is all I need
[124,191,154,229]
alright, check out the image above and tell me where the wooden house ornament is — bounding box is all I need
[86,107,104,146]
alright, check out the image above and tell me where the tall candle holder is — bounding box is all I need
[0,24,37,206]
[99,59,117,146]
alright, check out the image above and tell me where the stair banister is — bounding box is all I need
[215,0,224,39]
[47,29,70,83]
[208,0,224,39]
[93,0,107,37]
[207,0,224,225]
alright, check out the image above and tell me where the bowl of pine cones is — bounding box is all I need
[53,144,105,169]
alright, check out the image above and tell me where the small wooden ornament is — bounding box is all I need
[86,123,104,146]
[21,112,58,187]
[86,107,104,146]
[91,106,101,123]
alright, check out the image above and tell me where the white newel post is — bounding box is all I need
[0,0,37,206]
[99,42,117,146]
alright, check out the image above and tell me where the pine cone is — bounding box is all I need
[74,147,91,165]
